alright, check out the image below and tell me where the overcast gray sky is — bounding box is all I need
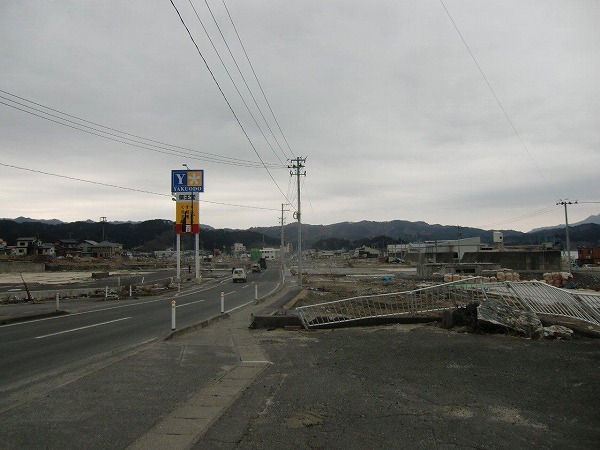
[1,0,598,232]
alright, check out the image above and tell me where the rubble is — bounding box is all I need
[542,325,574,340]
[477,299,543,338]
[542,272,573,288]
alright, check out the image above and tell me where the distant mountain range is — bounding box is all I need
[1,216,599,251]
[529,213,600,232]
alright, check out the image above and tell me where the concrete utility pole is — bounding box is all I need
[100,216,107,241]
[457,225,462,263]
[288,157,306,288]
[281,203,289,281]
[557,199,577,273]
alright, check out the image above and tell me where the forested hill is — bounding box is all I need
[1,218,599,252]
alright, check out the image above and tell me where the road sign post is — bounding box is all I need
[171,300,176,330]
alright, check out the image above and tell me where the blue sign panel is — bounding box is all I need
[171,170,204,193]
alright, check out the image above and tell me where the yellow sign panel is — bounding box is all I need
[175,201,199,234]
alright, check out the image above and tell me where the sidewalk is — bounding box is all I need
[1,285,301,450]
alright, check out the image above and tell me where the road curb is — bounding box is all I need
[0,309,68,326]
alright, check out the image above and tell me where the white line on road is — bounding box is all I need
[34,317,131,339]
[175,299,205,308]
[1,298,165,328]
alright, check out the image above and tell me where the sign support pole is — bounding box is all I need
[195,233,200,281]
[176,234,181,282]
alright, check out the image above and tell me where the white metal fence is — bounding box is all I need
[485,281,600,327]
[295,278,600,329]
[296,278,486,329]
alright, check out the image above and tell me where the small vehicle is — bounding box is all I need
[251,264,261,273]
[232,268,247,283]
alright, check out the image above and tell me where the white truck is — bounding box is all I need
[232,268,247,283]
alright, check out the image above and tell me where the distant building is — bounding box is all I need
[37,243,56,257]
[354,246,380,258]
[14,237,41,256]
[91,241,123,258]
[55,239,80,257]
[79,240,98,256]
[232,242,246,255]
[261,247,280,260]
[388,237,482,262]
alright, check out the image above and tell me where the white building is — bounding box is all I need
[388,237,483,261]
[261,247,280,260]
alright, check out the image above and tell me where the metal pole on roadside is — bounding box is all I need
[220,291,225,314]
[171,300,176,330]
[105,286,108,298]
[55,293,59,311]
[255,284,258,302]
[129,285,132,297]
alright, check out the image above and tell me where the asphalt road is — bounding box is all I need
[0,267,281,413]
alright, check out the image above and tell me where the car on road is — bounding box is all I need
[232,268,247,283]
[251,264,261,273]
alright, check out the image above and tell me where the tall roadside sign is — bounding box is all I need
[172,169,204,283]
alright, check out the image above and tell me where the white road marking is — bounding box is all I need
[175,299,205,308]
[34,317,131,339]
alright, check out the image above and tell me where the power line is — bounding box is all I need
[478,205,560,229]
[221,0,295,159]
[168,0,291,203]
[0,90,276,168]
[200,0,290,163]
[0,162,279,211]
[439,0,556,198]
[186,0,286,166]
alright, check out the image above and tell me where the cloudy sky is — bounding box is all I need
[1,0,598,232]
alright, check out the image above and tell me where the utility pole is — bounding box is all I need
[457,225,462,263]
[288,157,306,287]
[281,203,289,282]
[557,199,577,273]
[100,216,107,241]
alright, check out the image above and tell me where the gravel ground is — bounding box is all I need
[198,324,600,450]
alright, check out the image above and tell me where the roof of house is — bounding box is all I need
[57,239,79,244]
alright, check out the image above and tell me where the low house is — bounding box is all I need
[0,238,9,255]
[79,240,98,256]
[354,246,380,258]
[55,239,80,257]
[91,241,123,258]
[14,237,42,256]
[37,243,56,257]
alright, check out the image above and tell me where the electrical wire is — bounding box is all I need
[477,205,560,229]
[186,0,285,166]
[439,0,556,198]
[168,0,291,203]
[0,162,279,210]
[0,91,277,168]
[221,0,295,159]
[200,0,290,163]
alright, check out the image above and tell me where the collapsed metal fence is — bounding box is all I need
[485,281,600,327]
[295,278,600,329]
[296,278,487,329]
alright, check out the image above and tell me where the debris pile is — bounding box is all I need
[542,272,573,287]
[443,270,520,283]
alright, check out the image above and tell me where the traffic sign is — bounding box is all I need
[171,170,204,193]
